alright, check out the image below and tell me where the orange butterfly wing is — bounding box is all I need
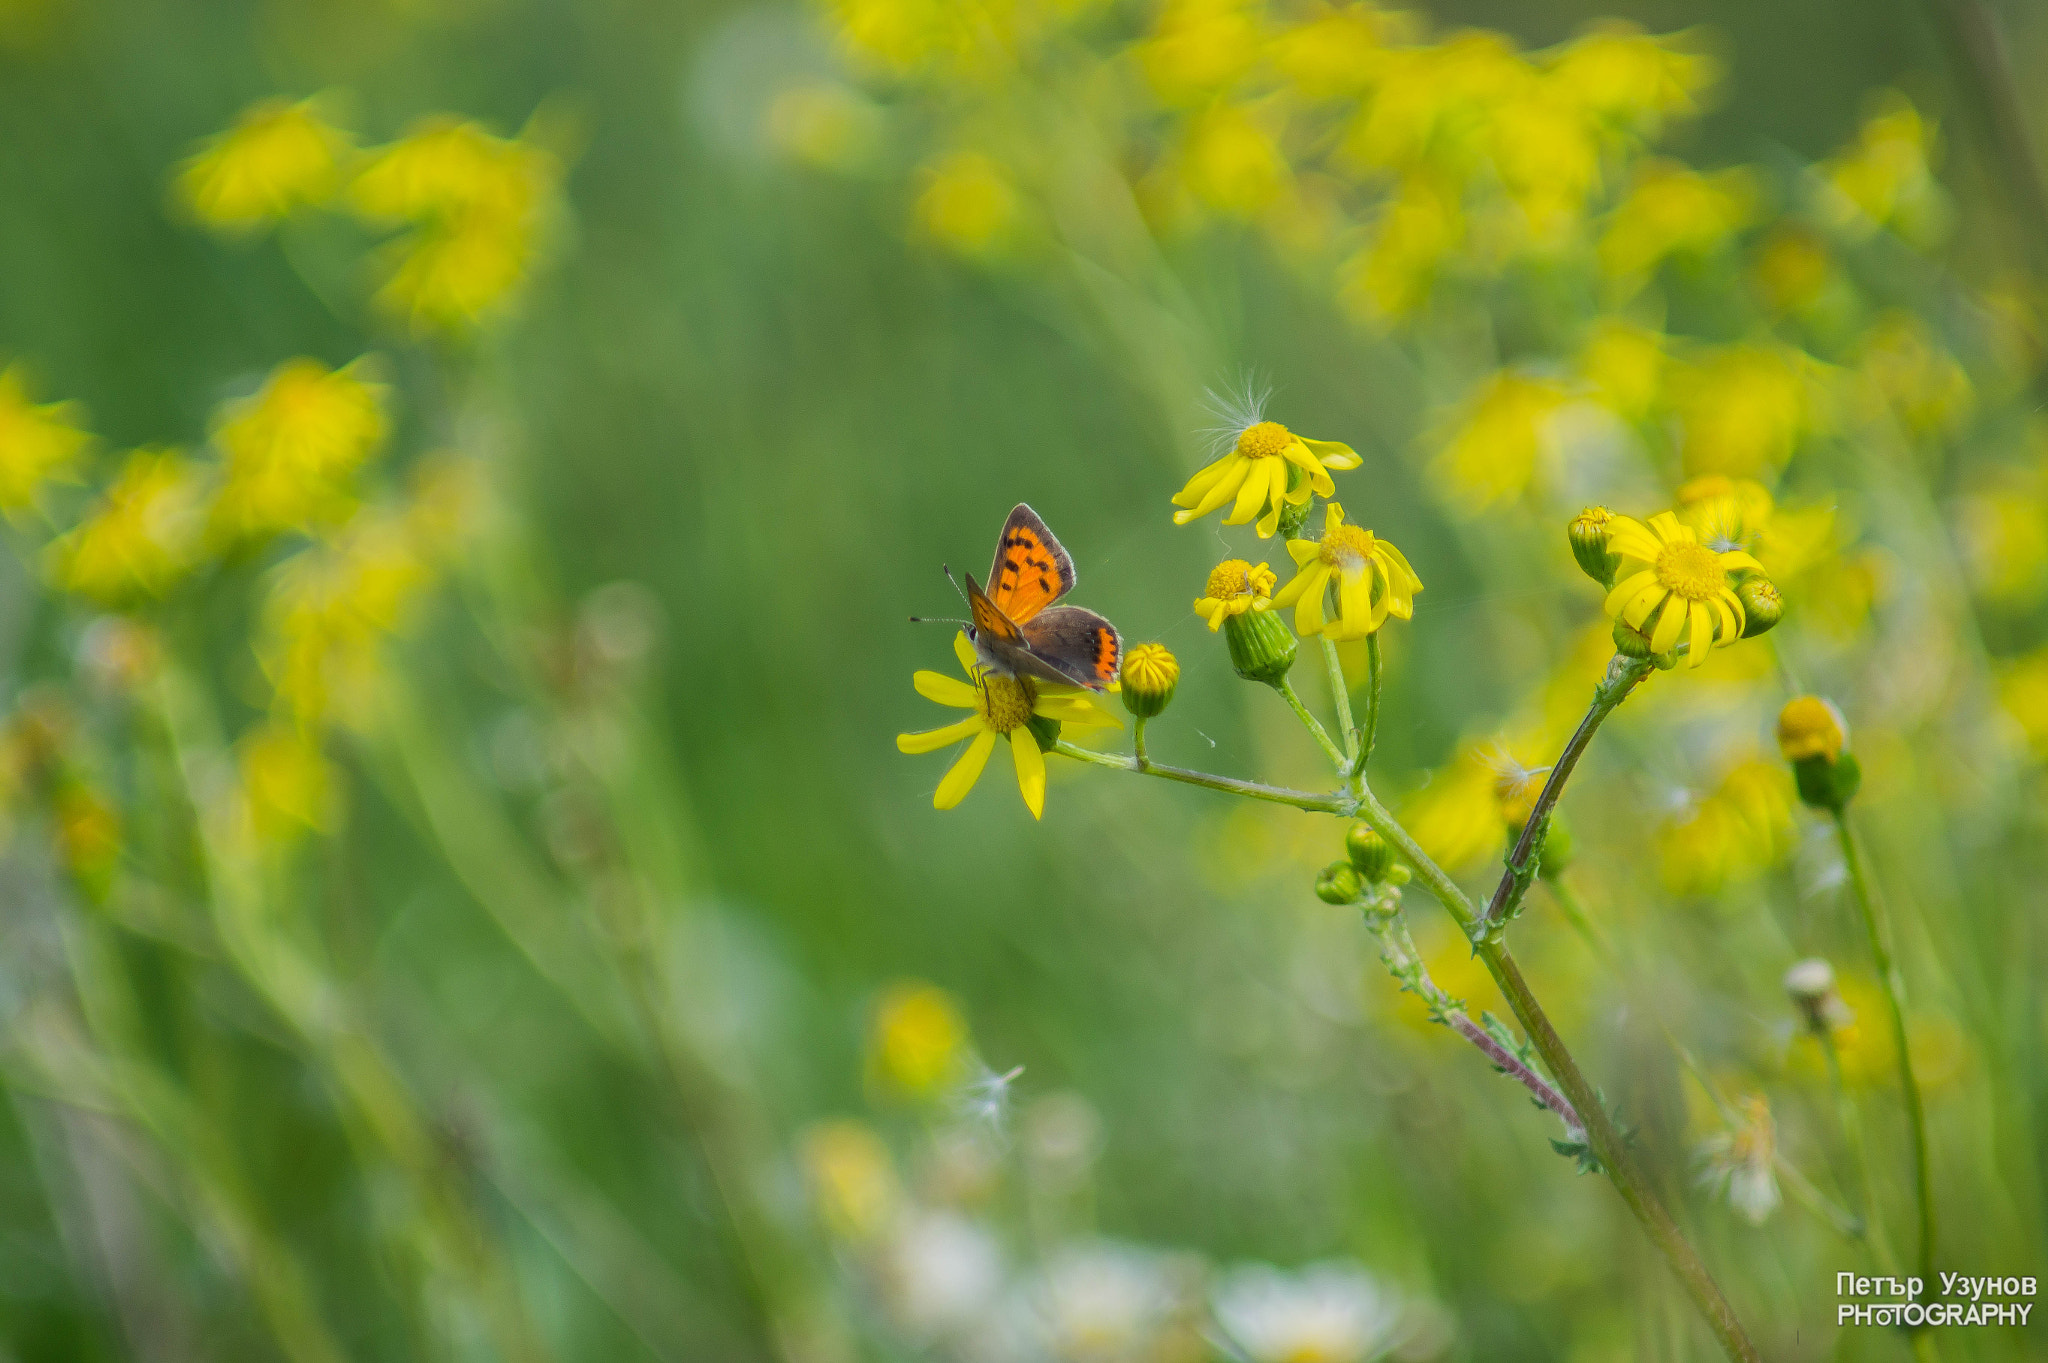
[966,573,1021,642]
[985,504,1076,624]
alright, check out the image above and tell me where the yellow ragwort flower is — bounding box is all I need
[1777,696,1848,763]
[211,356,388,540]
[914,152,1019,255]
[260,506,434,726]
[1272,503,1422,641]
[1601,511,1761,666]
[237,719,334,841]
[48,449,207,605]
[868,980,969,1098]
[0,366,90,514]
[896,631,1119,819]
[1171,398,1360,538]
[176,97,351,231]
[799,1120,902,1243]
[1193,557,1276,630]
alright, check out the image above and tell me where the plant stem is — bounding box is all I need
[1134,715,1150,768]
[1319,637,1358,773]
[1052,740,1347,812]
[1915,0,2048,279]
[1821,1029,1901,1273]
[1351,783,1760,1363]
[1360,633,1383,769]
[1274,675,1349,772]
[1478,655,1651,939]
[1834,811,1936,1300]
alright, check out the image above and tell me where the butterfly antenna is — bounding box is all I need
[941,563,971,606]
[908,615,971,625]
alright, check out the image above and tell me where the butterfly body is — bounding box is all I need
[961,505,1121,692]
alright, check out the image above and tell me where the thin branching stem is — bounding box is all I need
[1273,675,1348,771]
[1053,740,1348,813]
[1319,637,1357,774]
[1834,811,1936,1302]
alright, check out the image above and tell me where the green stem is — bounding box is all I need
[1053,740,1347,812]
[1360,633,1383,770]
[1478,656,1651,939]
[1133,715,1150,769]
[1273,675,1348,772]
[1319,637,1357,774]
[1834,811,1936,1301]
[1350,784,1760,1363]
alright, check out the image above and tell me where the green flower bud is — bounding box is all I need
[1569,507,1621,587]
[1314,860,1363,905]
[1225,604,1298,685]
[1345,822,1395,882]
[1119,643,1179,719]
[1738,576,1783,637]
[1025,713,1062,753]
[1612,617,1676,669]
[1793,751,1861,811]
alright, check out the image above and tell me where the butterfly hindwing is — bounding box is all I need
[1017,605,1121,690]
[985,503,1076,624]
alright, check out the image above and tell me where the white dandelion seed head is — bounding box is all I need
[1201,376,1274,456]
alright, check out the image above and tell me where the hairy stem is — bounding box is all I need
[1052,740,1349,812]
[1478,656,1651,938]
[1834,811,1936,1302]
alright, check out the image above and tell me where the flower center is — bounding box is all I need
[1654,539,1723,601]
[1206,558,1254,599]
[977,673,1037,733]
[1318,524,1375,567]
[1234,420,1293,459]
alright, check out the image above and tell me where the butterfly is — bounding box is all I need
[917,504,1122,692]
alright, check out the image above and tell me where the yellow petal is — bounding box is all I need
[914,670,980,708]
[1294,567,1330,635]
[1010,728,1046,819]
[935,728,998,808]
[1338,563,1374,634]
[1623,581,1668,630]
[1254,491,1283,538]
[898,714,985,754]
[1286,537,1320,566]
[1173,457,1249,523]
[1170,456,1233,509]
[953,630,977,674]
[1649,597,1687,654]
[1195,598,1226,630]
[1325,503,1348,530]
[1375,540,1424,593]
[1712,594,1740,644]
[1648,511,1687,542]
[1718,550,1766,575]
[1298,437,1360,469]
[1607,527,1661,561]
[1685,601,1711,667]
[1604,569,1658,617]
[1225,458,1274,526]
[1272,563,1313,606]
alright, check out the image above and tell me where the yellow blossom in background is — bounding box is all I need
[1598,160,1754,289]
[1602,512,1760,664]
[915,152,1021,255]
[868,980,970,1098]
[353,117,562,333]
[1997,649,2048,760]
[1656,758,1793,896]
[1855,312,1972,438]
[0,366,90,514]
[1269,5,1404,100]
[1545,22,1712,137]
[826,0,962,77]
[1777,696,1847,763]
[260,506,436,727]
[1486,87,1601,246]
[1818,95,1945,245]
[1136,0,1263,107]
[48,449,207,605]
[1177,101,1290,219]
[1674,476,1772,553]
[1171,406,1358,537]
[800,1120,903,1242]
[1672,343,1817,479]
[1341,32,1531,178]
[765,82,883,170]
[237,720,334,841]
[1341,175,1463,324]
[1272,503,1422,641]
[1193,558,1275,630]
[210,357,388,542]
[1430,371,1569,512]
[176,97,351,232]
[1577,318,1665,422]
[896,631,1119,819]
[1955,481,2048,607]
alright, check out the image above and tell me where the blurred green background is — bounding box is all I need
[1,0,2045,1360]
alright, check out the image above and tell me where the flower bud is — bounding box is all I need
[1777,696,1846,763]
[1119,643,1179,719]
[1225,602,1297,685]
[1613,617,1676,669]
[1345,822,1395,882]
[1738,576,1783,637]
[1314,860,1363,904]
[1793,750,1861,810]
[1569,507,1621,586]
[1275,468,1315,539]
[1783,957,1849,1033]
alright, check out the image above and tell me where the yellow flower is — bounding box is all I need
[868,980,970,1098]
[896,631,1119,819]
[175,97,351,231]
[1777,696,1848,763]
[1119,642,1179,717]
[1272,503,1422,641]
[1657,759,1795,895]
[914,152,1019,255]
[1176,101,1290,219]
[1672,344,1817,479]
[1269,6,1404,99]
[1598,160,1755,287]
[1674,475,1773,553]
[48,449,207,605]
[1857,312,1971,438]
[1955,484,2048,606]
[1171,401,1360,538]
[1544,22,1712,135]
[1340,174,1462,324]
[1601,511,1761,665]
[1818,95,1944,244]
[1193,557,1275,630]
[0,366,90,514]
[1136,0,1263,107]
[1430,371,1570,512]
[1577,319,1664,422]
[238,720,334,841]
[799,1120,902,1242]
[210,357,388,541]
[1997,649,2048,760]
